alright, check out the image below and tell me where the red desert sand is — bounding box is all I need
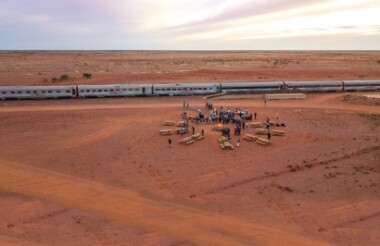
[0,52,379,245]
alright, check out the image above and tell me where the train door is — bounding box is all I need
[142,87,146,95]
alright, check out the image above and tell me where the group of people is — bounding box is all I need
[168,100,275,148]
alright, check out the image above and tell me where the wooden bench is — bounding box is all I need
[272,130,285,136]
[185,140,195,145]
[256,128,268,135]
[244,134,258,141]
[218,136,228,143]
[177,121,185,127]
[249,122,262,128]
[160,129,172,135]
[163,120,175,126]
[257,137,271,146]
[180,137,192,143]
[223,142,234,149]
[191,133,201,139]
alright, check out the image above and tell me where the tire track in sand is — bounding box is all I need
[67,119,128,148]
[0,162,328,246]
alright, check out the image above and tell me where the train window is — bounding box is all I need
[98,89,102,92]
[26,91,31,93]
[104,89,109,92]
[11,91,15,94]
[66,90,70,93]
[80,90,84,93]
[92,90,96,92]
[57,91,61,93]
[17,91,22,94]
[1,91,6,94]
[135,88,139,91]
[48,90,52,93]
[122,89,126,91]
[42,91,46,93]
[33,91,37,93]
[172,88,177,91]
[116,89,120,92]
[86,90,90,92]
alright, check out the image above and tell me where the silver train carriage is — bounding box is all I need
[342,80,380,91]
[220,81,285,93]
[0,85,77,99]
[153,83,220,96]
[284,81,343,92]
[77,84,153,97]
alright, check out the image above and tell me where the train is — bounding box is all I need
[0,80,379,100]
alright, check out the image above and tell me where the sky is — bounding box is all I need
[0,0,379,50]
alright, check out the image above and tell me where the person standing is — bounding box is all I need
[254,112,257,120]
[192,126,195,135]
[201,128,204,136]
[168,138,172,148]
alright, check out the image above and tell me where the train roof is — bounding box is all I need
[0,85,76,90]
[153,83,219,88]
[220,81,283,87]
[78,84,152,88]
[285,81,343,86]
[342,80,380,85]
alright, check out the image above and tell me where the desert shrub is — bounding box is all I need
[59,74,69,81]
[83,73,92,79]
[51,77,58,83]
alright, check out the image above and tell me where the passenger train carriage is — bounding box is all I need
[77,84,152,97]
[342,80,380,91]
[284,81,344,92]
[0,80,379,100]
[0,85,77,99]
[220,82,284,93]
[152,83,219,96]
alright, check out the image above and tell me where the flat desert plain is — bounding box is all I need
[0,51,380,85]
[0,51,380,245]
[0,92,379,245]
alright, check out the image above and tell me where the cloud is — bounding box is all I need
[0,0,379,49]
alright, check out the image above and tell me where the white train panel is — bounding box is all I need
[153,83,219,96]
[288,87,343,92]
[77,84,152,97]
[220,82,284,89]
[343,80,380,91]
[285,81,343,88]
[343,80,380,86]
[0,86,76,99]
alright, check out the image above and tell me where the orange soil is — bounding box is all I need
[0,51,380,86]
[0,92,379,245]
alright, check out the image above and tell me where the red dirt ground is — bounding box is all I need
[0,92,379,245]
[1,51,380,85]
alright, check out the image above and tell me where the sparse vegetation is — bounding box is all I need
[51,77,58,83]
[59,74,69,81]
[83,73,92,79]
